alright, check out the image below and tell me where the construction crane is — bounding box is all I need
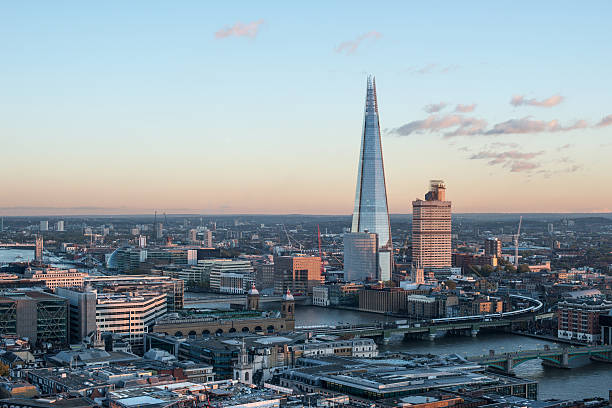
[514,216,523,267]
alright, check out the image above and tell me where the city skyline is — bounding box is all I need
[2,2,612,215]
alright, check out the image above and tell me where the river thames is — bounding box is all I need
[296,306,612,401]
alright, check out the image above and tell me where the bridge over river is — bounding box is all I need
[296,294,544,343]
[467,345,612,374]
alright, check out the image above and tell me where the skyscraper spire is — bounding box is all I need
[348,75,393,281]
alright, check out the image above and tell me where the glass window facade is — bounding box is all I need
[350,76,392,278]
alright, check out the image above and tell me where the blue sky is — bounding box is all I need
[1,1,611,215]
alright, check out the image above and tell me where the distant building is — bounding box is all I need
[34,236,43,262]
[55,287,97,343]
[187,229,198,244]
[600,310,612,345]
[55,220,65,232]
[203,229,213,247]
[274,255,322,295]
[343,231,379,282]
[155,222,163,239]
[412,180,452,271]
[39,220,48,231]
[484,237,502,258]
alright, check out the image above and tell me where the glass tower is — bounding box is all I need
[350,76,392,281]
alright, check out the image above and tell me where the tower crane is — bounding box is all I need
[514,216,523,268]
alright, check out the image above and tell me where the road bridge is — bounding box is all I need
[467,345,612,374]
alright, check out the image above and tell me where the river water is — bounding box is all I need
[296,306,612,401]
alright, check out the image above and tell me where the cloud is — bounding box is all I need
[556,144,572,151]
[455,104,476,113]
[510,94,564,107]
[485,117,587,135]
[469,149,544,173]
[596,114,612,127]
[424,102,447,113]
[215,19,264,39]
[335,31,382,54]
[388,114,488,138]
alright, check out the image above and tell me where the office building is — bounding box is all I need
[84,275,184,311]
[0,290,68,346]
[55,220,65,232]
[34,236,44,262]
[155,222,163,239]
[39,220,48,231]
[55,287,97,343]
[412,180,452,270]
[600,310,612,345]
[343,231,378,282]
[57,287,166,350]
[484,237,502,258]
[348,76,393,282]
[23,267,88,290]
[208,259,255,293]
[274,255,322,295]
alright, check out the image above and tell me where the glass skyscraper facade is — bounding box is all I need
[348,76,392,281]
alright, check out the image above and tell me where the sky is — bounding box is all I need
[1,1,611,216]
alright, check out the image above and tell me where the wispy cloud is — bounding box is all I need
[469,149,545,173]
[485,117,587,135]
[335,31,382,54]
[424,102,447,113]
[388,114,488,138]
[510,94,564,107]
[455,104,476,113]
[215,19,264,39]
[596,114,612,127]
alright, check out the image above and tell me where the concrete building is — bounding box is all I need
[412,180,452,270]
[55,220,65,232]
[39,221,48,232]
[55,287,97,344]
[343,231,379,282]
[0,290,68,346]
[273,255,322,295]
[312,286,330,306]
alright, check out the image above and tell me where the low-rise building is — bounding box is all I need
[558,296,612,343]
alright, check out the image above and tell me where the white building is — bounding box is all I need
[312,286,330,307]
[39,220,49,231]
[209,260,254,293]
[24,267,88,290]
[56,220,65,232]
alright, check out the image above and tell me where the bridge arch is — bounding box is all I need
[267,325,275,333]
[175,331,183,337]
[229,328,237,333]
[215,328,224,335]
[202,330,210,336]
[241,327,250,333]
[254,326,262,332]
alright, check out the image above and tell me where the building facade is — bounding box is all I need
[343,232,379,282]
[412,180,452,270]
[557,297,612,343]
[0,290,68,346]
[273,255,322,295]
[348,76,393,282]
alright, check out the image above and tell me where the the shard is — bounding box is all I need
[348,75,392,281]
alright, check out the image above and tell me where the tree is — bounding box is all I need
[0,362,9,377]
[517,264,531,273]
